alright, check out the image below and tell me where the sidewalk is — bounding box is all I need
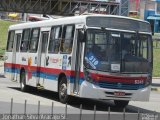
[152,78,160,92]
[152,78,160,86]
[0,61,4,77]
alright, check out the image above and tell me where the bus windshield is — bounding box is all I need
[84,29,152,73]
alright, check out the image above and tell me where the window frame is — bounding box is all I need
[48,25,62,54]
[20,29,31,52]
[138,33,150,60]
[16,33,22,52]
[6,30,15,52]
[28,28,40,53]
[60,24,75,54]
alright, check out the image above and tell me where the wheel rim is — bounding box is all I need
[60,83,67,98]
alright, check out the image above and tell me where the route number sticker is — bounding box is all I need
[85,53,99,69]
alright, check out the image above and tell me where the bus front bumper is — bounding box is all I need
[80,81,151,101]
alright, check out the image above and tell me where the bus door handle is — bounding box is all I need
[46,56,49,66]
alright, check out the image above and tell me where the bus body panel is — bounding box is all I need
[39,53,72,92]
[4,30,22,81]
[4,52,13,79]
[80,80,151,101]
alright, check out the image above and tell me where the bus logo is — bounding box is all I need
[117,83,122,88]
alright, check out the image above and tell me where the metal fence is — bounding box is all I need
[0,98,158,120]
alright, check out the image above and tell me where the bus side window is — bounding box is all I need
[20,29,30,52]
[139,35,148,59]
[6,31,15,52]
[48,26,62,54]
[60,25,75,54]
[29,28,40,53]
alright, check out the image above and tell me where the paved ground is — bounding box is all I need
[0,77,160,112]
[0,61,4,76]
[0,77,160,120]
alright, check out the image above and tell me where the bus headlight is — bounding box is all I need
[86,76,93,83]
[84,70,94,83]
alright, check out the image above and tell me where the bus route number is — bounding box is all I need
[89,55,99,66]
[135,80,144,84]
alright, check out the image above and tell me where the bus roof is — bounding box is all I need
[9,14,149,30]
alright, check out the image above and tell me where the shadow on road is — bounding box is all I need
[8,86,157,114]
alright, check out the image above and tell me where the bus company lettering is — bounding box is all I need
[50,58,61,64]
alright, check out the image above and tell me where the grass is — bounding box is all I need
[0,20,160,76]
[153,48,160,77]
[153,39,160,77]
[0,19,17,56]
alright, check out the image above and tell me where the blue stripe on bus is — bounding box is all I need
[4,67,85,84]
[98,81,145,90]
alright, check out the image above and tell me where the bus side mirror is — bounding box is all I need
[78,30,86,42]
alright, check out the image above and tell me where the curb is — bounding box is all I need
[152,77,160,79]
[152,83,160,87]
[151,87,160,92]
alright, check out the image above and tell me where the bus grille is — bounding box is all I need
[98,81,145,90]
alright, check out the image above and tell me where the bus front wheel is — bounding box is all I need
[58,76,68,103]
[114,100,129,108]
[20,71,28,92]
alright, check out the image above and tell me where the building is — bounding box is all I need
[140,0,160,33]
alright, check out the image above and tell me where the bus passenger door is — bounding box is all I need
[37,31,49,88]
[73,29,83,94]
[11,32,22,81]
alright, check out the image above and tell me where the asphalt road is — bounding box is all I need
[0,77,160,120]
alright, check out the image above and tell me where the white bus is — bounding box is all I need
[4,15,153,107]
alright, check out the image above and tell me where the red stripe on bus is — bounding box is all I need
[4,62,84,78]
[90,73,147,84]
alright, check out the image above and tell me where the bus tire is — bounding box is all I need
[58,76,69,103]
[114,100,129,108]
[20,71,28,92]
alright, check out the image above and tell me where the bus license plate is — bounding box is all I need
[114,92,125,96]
